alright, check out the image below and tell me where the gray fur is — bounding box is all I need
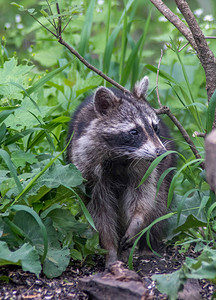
[67,76,175,267]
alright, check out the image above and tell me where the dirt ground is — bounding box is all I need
[0,246,215,299]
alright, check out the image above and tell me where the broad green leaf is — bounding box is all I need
[167,158,204,208]
[26,63,70,95]
[152,269,186,300]
[11,150,37,168]
[0,109,17,124]
[13,211,44,252]
[70,249,83,260]
[0,241,41,278]
[173,214,207,234]
[43,246,70,278]
[0,57,33,100]
[10,205,48,263]
[30,164,83,192]
[44,208,87,234]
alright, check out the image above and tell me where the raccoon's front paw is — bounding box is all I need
[120,235,133,250]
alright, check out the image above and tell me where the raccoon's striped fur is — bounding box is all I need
[67,76,175,266]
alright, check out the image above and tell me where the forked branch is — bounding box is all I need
[26,1,205,168]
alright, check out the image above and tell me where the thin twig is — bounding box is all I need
[58,37,130,94]
[46,0,57,30]
[179,36,216,52]
[192,131,206,138]
[178,41,189,52]
[149,0,198,52]
[30,13,57,38]
[56,3,62,37]
[156,49,163,107]
[62,15,73,33]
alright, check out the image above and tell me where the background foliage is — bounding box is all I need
[0,0,216,295]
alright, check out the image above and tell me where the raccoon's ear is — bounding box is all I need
[94,87,120,115]
[134,76,149,99]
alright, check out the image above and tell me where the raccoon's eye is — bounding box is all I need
[129,129,139,136]
[152,123,160,135]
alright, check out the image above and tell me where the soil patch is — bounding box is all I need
[0,246,215,299]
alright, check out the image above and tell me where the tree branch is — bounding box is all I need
[149,0,198,52]
[175,0,216,103]
[57,37,130,94]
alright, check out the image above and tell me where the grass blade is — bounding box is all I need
[138,150,177,188]
[128,212,176,269]
[103,25,122,74]
[0,149,23,194]
[167,158,204,208]
[206,89,216,133]
[79,0,96,56]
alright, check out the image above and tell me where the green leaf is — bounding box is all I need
[206,89,216,133]
[138,151,177,187]
[0,149,23,194]
[0,109,17,124]
[11,150,37,168]
[44,208,87,234]
[43,246,70,278]
[0,241,41,278]
[152,269,186,300]
[30,164,83,191]
[76,76,103,96]
[0,58,33,100]
[173,214,207,234]
[103,25,122,74]
[26,63,70,95]
[0,123,6,143]
[70,248,83,260]
[10,205,48,263]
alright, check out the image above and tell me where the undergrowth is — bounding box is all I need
[0,1,216,298]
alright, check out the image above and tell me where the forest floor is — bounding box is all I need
[0,245,215,299]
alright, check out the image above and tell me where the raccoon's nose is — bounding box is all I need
[156,148,167,157]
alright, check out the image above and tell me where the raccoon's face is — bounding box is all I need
[93,78,167,161]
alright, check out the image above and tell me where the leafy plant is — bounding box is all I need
[0,1,216,292]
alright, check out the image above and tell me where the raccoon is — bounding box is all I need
[67,76,175,267]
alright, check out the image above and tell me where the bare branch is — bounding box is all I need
[56,3,62,37]
[178,41,189,52]
[30,13,57,38]
[192,131,206,138]
[155,106,204,169]
[58,37,130,94]
[149,0,198,51]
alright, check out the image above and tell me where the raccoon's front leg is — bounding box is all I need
[120,213,145,250]
[88,186,119,267]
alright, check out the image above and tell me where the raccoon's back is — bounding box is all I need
[66,95,96,162]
